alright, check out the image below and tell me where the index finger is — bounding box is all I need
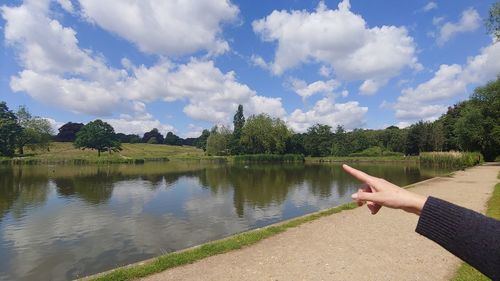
[342,164,375,184]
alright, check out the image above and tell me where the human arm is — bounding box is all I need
[342,164,500,280]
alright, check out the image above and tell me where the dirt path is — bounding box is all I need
[141,164,499,281]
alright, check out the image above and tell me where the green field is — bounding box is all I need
[0,142,206,164]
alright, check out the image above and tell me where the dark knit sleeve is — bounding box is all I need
[415,196,500,280]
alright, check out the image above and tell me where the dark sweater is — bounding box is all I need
[415,196,500,280]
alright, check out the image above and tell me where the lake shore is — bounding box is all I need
[1,142,421,165]
[82,163,499,281]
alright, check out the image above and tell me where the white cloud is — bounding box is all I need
[286,98,368,132]
[318,65,332,77]
[290,78,339,99]
[423,2,437,12]
[250,54,270,70]
[2,1,286,126]
[104,117,175,136]
[252,0,419,94]
[184,124,204,138]
[78,0,239,56]
[432,16,445,26]
[436,8,480,46]
[393,42,500,122]
[44,117,64,133]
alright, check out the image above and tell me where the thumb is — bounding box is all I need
[351,190,380,203]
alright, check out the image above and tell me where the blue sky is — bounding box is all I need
[1,0,498,137]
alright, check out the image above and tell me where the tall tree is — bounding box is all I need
[455,77,500,160]
[196,129,210,151]
[230,104,245,154]
[74,120,121,156]
[0,102,22,156]
[55,122,84,142]
[303,124,333,157]
[15,106,54,154]
[486,2,500,41]
[142,128,164,144]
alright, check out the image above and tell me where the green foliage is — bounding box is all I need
[240,114,292,154]
[349,146,403,157]
[164,132,183,145]
[0,102,22,156]
[55,122,83,142]
[15,106,54,154]
[74,120,122,156]
[195,129,210,151]
[447,77,500,161]
[419,151,483,168]
[304,124,333,156]
[486,2,500,41]
[230,104,245,154]
[233,154,304,163]
[142,128,164,144]
[206,126,232,156]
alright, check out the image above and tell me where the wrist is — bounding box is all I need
[409,194,428,215]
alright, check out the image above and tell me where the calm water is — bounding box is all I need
[0,162,453,280]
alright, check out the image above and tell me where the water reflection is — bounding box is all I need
[0,162,452,281]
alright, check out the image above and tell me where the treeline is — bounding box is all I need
[54,122,209,148]
[1,77,498,160]
[205,77,499,161]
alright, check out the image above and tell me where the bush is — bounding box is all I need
[419,151,483,168]
[233,154,304,163]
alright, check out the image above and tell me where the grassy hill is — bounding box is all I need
[1,142,206,164]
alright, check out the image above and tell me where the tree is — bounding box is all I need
[230,104,245,154]
[486,2,500,41]
[15,106,54,154]
[240,114,292,154]
[164,132,183,146]
[305,124,333,157]
[74,120,121,156]
[115,133,141,143]
[206,126,232,156]
[196,129,210,151]
[55,122,84,142]
[455,77,500,160]
[0,102,22,156]
[142,128,164,144]
[330,125,348,156]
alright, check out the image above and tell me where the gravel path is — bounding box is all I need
[141,164,499,281]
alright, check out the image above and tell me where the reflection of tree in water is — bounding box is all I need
[0,166,50,221]
[54,170,117,205]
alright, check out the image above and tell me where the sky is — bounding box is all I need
[0,0,499,138]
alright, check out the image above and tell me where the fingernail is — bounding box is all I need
[351,193,358,199]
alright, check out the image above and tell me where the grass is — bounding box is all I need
[233,154,305,163]
[419,151,483,169]
[83,202,358,281]
[305,155,418,162]
[1,142,206,164]
[451,171,500,281]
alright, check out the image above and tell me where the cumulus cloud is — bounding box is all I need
[2,0,286,126]
[393,42,500,122]
[78,0,239,56]
[422,2,437,12]
[286,98,368,132]
[436,8,480,46]
[252,0,419,94]
[104,117,175,136]
[289,78,339,99]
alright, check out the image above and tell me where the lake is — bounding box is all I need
[0,161,453,280]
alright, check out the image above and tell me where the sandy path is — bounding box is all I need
[141,164,499,281]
